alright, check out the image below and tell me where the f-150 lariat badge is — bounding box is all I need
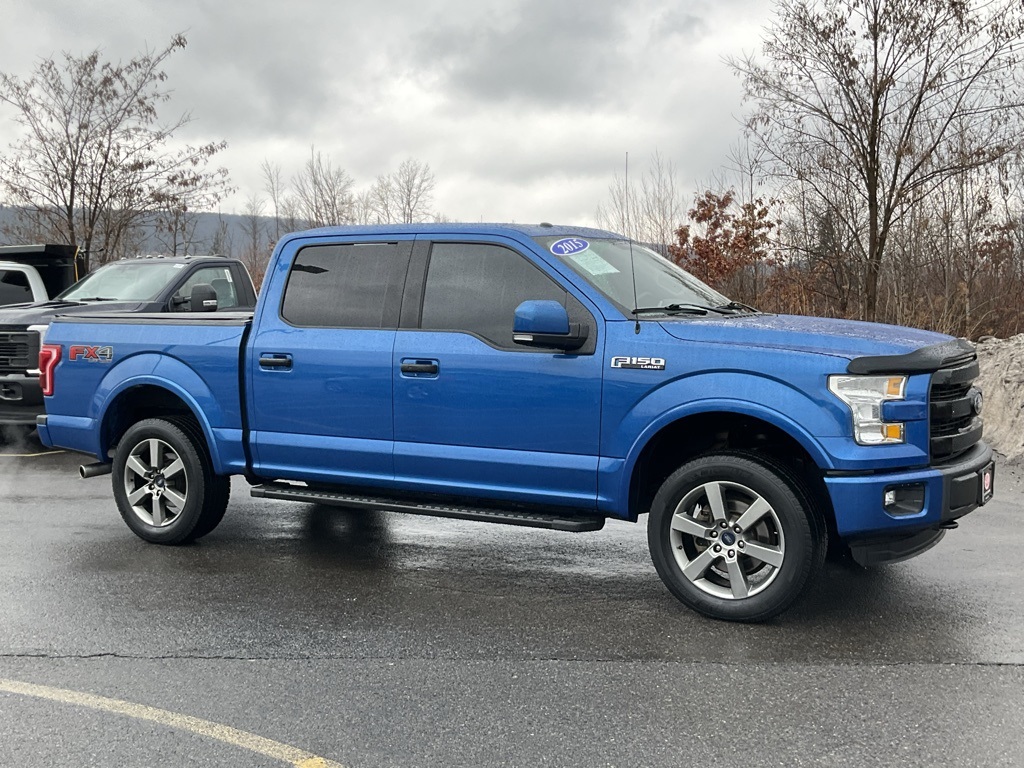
[610,356,666,370]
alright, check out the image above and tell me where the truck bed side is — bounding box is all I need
[40,312,252,473]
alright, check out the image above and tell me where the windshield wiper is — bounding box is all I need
[633,303,737,316]
[36,299,84,307]
[633,304,708,316]
[717,301,761,314]
[75,296,120,302]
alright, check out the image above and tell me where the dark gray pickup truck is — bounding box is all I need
[0,254,256,426]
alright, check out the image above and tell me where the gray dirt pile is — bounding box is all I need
[975,335,1024,462]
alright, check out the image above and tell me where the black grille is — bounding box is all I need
[0,330,39,374]
[929,357,983,463]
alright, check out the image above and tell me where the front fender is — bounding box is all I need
[601,372,837,517]
[615,371,839,460]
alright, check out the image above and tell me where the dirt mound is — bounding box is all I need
[975,334,1024,462]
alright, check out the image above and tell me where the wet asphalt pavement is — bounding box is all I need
[0,438,1022,767]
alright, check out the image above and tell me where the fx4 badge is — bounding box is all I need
[69,345,114,363]
[610,356,665,370]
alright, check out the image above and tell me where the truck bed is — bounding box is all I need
[41,312,253,472]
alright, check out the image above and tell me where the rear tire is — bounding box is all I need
[111,418,230,545]
[647,452,825,622]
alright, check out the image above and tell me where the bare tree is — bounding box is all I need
[279,194,302,234]
[731,0,1024,321]
[261,159,285,243]
[210,213,234,258]
[0,34,231,268]
[239,193,267,277]
[292,147,354,227]
[369,158,437,223]
[596,151,685,253]
[151,202,201,257]
[152,167,233,257]
[352,189,377,225]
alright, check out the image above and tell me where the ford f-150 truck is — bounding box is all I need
[36,224,994,621]
[0,254,256,427]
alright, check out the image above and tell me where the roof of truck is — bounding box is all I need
[293,222,622,239]
[104,254,234,266]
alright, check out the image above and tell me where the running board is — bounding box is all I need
[251,483,605,532]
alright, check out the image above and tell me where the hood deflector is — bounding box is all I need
[846,338,975,375]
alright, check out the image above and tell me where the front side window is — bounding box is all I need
[281,242,404,328]
[60,262,186,302]
[175,266,239,310]
[420,242,566,348]
[534,236,729,315]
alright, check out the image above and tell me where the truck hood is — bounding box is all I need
[0,300,146,327]
[659,313,952,362]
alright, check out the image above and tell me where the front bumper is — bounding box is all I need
[824,441,994,539]
[0,373,44,425]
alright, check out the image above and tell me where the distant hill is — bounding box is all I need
[0,206,285,260]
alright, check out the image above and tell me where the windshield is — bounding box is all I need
[535,236,730,316]
[59,262,185,302]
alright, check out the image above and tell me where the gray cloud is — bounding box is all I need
[0,0,770,225]
[413,0,634,106]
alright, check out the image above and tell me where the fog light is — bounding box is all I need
[883,484,926,516]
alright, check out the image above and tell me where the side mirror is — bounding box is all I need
[190,283,218,312]
[513,300,588,351]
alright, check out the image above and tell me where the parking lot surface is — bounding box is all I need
[1,440,1022,767]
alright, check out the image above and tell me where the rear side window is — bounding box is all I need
[0,270,33,305]
[420,243,566,348]
[281,242,405,328]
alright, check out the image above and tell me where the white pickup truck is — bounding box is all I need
[0,261,49,305]
[0,244,82,307]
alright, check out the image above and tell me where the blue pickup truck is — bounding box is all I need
[36,224,994,621]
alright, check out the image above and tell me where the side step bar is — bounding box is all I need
[251,482,605,532]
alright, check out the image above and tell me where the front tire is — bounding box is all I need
[112,418,229,544]
[648,453,825,622]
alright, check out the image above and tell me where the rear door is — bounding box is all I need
[391,236,603,508]
[248,236,412,485]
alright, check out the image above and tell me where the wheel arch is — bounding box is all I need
[98,379,223,473]
[623,405,836,537]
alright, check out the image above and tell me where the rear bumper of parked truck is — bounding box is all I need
[825,442,994,565]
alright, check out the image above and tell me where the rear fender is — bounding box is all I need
[93,353,230,473]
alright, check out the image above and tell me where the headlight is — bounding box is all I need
[828,375,907,445]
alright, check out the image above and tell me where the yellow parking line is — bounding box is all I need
[0,450,64,457]
[0,678,346,768]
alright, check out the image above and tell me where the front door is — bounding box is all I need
[392,238,603,509]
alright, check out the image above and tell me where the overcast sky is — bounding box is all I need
[0,0,771,227]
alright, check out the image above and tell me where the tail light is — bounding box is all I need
[39,344,61,396]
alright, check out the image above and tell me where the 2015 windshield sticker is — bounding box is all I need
[610,356,666,370]
[550,237,590,256]
[69,345,113,363]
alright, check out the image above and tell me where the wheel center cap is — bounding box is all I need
[155,476,166,489]
[721,531,737,546]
